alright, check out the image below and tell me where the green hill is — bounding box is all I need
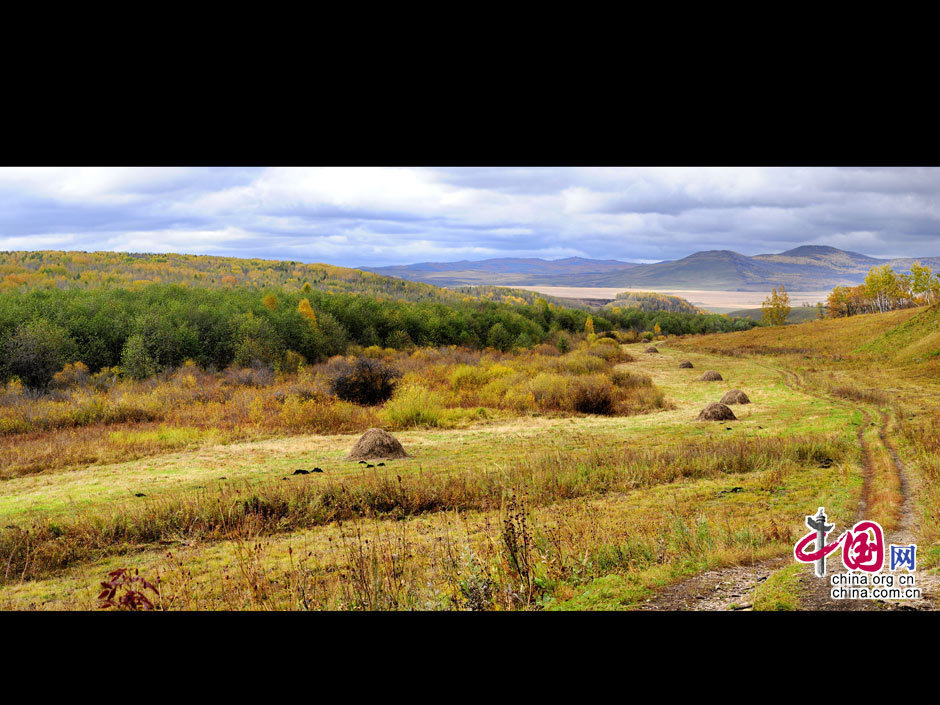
[0,250,464,303]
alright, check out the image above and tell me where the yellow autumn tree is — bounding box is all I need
[297,298,318,327]
[761,286,791,326]
[584,316,594,335]
[262,294,277,310]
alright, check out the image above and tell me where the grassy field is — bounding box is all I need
[1,306,937,610]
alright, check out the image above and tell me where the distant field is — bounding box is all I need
[512,286,830,313]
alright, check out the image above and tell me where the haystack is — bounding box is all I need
[697,403,737,421]
[645,346,659,353]
[720,389,750,405]
[678,360,694,369]
[700,370,723,381]
[346,428,408,461]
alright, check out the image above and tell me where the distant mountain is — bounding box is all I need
[362,247,940,291]
[753,245,882,271]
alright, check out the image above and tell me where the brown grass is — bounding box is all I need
[0,433,847,585]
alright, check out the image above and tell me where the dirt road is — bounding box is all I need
[641,366,937,611]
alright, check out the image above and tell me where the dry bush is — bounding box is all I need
[568,375,615,415]
[52,362,90,388]
[223,366,274,387]
[611,368,652,389]
[329,359,400,405]
[554,352,608,375]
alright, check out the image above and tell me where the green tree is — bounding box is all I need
[120,333,157,379]
[3,320,75,389]
[386,329,415,351]
[487,322,512,351]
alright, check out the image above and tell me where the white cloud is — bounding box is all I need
[0,167,938,266]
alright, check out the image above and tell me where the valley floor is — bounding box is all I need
[511,286,832,312]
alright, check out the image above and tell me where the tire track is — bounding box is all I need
[641,362,900,611]
[776,370,935,610]
[640,365,842,611]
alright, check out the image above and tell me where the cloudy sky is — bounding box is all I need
[1,167,938,266]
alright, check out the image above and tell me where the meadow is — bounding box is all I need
[0,254,936,610]
[0,313,907,610]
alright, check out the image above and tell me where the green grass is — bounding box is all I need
[752,563,803,610]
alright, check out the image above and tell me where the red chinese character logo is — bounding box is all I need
[793,508,887,577]
[794,529,843,563]
[841,520,884,572]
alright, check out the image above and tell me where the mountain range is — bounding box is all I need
[362,246,940,291]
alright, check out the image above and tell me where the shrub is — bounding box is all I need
[611,368,652,388]
[621,330,640,344]
[278,395,378,433]
[588,339,631,362]
[329,358,400,405]
[555,352,608,375]
[223,365,274,387]
[277,350,306,375]
[450,364,490,391]
[52,361,90,388]
[384,385,444,427]
[568,375,615,415]
[524,373,570,410]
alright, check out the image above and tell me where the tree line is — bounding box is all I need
[0,284,757,389]
[826,262,939,318]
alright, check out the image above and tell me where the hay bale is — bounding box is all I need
[346,428,408,461]
[678,360,694,369]
[700,370,723,381]
[720,389,751,405]
[697,402,737,421]
[645,346,659,353]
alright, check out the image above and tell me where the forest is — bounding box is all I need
[0,284,756,390]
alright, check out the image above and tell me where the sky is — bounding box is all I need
[1,166,938,267]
